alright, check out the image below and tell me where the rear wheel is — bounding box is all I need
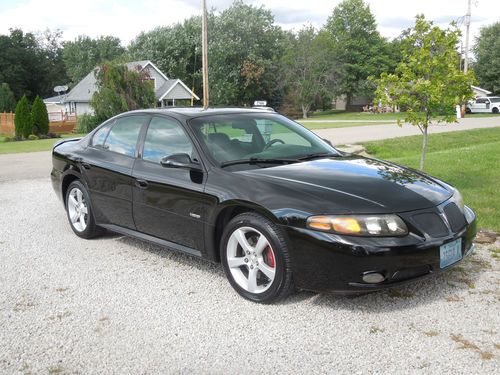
[220,212,294,303]
[65,180,102,239]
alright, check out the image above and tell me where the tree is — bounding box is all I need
[473,22,500,94]
[91,62,156,122]
[0,28,68,101]
[208,1,287,107]
[129,17,202,99]
[31,95,49,135]
[14,95,32,138]
[373,16,474,171]
[0,83,16,112]
[283,27,337,118]
[63,36,125,84]
[325,0,394,107]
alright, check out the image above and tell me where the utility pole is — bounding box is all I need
[463,0,471,74]
[201,0,209,109]
[460,0,472,118]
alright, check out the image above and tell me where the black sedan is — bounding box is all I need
[51,108,477,303]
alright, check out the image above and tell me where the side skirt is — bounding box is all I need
[99,224,202,258]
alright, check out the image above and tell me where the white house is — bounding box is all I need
[471,85,492,98]
[45,60,199,116]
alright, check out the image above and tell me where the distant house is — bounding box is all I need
[45,60,199,116]
[471,85,492,98]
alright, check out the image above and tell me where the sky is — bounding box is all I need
[0,0,497,47]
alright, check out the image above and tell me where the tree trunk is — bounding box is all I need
[420,126,428,171]
[301,104,308,119]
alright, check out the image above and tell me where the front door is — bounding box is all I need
[82,115,149,229]
[132,116,207,251]
[472,98,488,113]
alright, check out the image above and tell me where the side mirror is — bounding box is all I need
[323,138,333,147]
[160,153,202,172]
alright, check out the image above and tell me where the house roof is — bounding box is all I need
[157,79,200,101]
[472,85,492,95]
[64,60,198,103]
[43,94,68,104]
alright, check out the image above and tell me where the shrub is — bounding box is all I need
[31,96,49,135]
[3,136,12,142]
[14,95,32,138]
[76,113,100,133]
[27,134,39,140]
[0,83,16,112]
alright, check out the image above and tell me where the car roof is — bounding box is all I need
[125,107,277,119]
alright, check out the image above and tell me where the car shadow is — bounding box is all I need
[302,254,489,311]
[108,232,489,311]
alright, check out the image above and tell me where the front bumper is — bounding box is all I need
[283,208,477,294]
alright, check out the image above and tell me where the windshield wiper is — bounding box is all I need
[220,157,299,168]
[297,152,341,161]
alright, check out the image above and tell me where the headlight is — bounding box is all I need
[453,189,465,212]
[306,214,408,236]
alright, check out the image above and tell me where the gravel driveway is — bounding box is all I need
[1,178,499,374]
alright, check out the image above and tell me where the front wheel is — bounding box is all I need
[65,180,102,239]
[220,212,294,303]
[493,107,499,114]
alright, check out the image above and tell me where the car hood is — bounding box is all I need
[239,155,452,214]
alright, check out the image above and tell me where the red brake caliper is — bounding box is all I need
[265,247,275,268]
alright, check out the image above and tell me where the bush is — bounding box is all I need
[28,134,39,140]
[3,136,12,142]
[31,96,49,135]
[76,113,100,133]
[0,83,16,112]
[14,95,32,138]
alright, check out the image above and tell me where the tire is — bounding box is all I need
[465,107,471,114]
[220,212,295,303]
[65,180,103,239]
[492,107,499,114]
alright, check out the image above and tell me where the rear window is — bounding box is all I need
[92,123,112,147]
[103,116,147,157]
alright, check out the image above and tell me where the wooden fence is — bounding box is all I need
[0,112,77,136]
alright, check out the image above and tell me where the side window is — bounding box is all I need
[103,116,147,157]
[142,117,194,164]
[476,98,485,104]
[92,123,112,147]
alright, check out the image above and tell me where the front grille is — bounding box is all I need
[412,212,449,237]
[443,202,466,232]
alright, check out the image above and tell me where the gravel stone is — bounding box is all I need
[0,178,499,374]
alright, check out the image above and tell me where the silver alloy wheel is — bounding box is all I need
[226,226,276,294]
[67,187,88,232]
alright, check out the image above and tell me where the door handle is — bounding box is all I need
[135,179,149,189]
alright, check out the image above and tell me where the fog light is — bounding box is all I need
[362,272,386,284]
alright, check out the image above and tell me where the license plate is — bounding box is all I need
[440,238,463,268]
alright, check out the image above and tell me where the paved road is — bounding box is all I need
[0,151,52,182]
[0,178,499,373]
[316,116,500,145]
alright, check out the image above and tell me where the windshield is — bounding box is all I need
[189,113,338,166]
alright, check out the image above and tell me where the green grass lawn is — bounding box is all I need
[0,134,85,154]
[361,127,500,232]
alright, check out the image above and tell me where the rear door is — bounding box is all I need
[132,115,208,251]
[82,114,149,229]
